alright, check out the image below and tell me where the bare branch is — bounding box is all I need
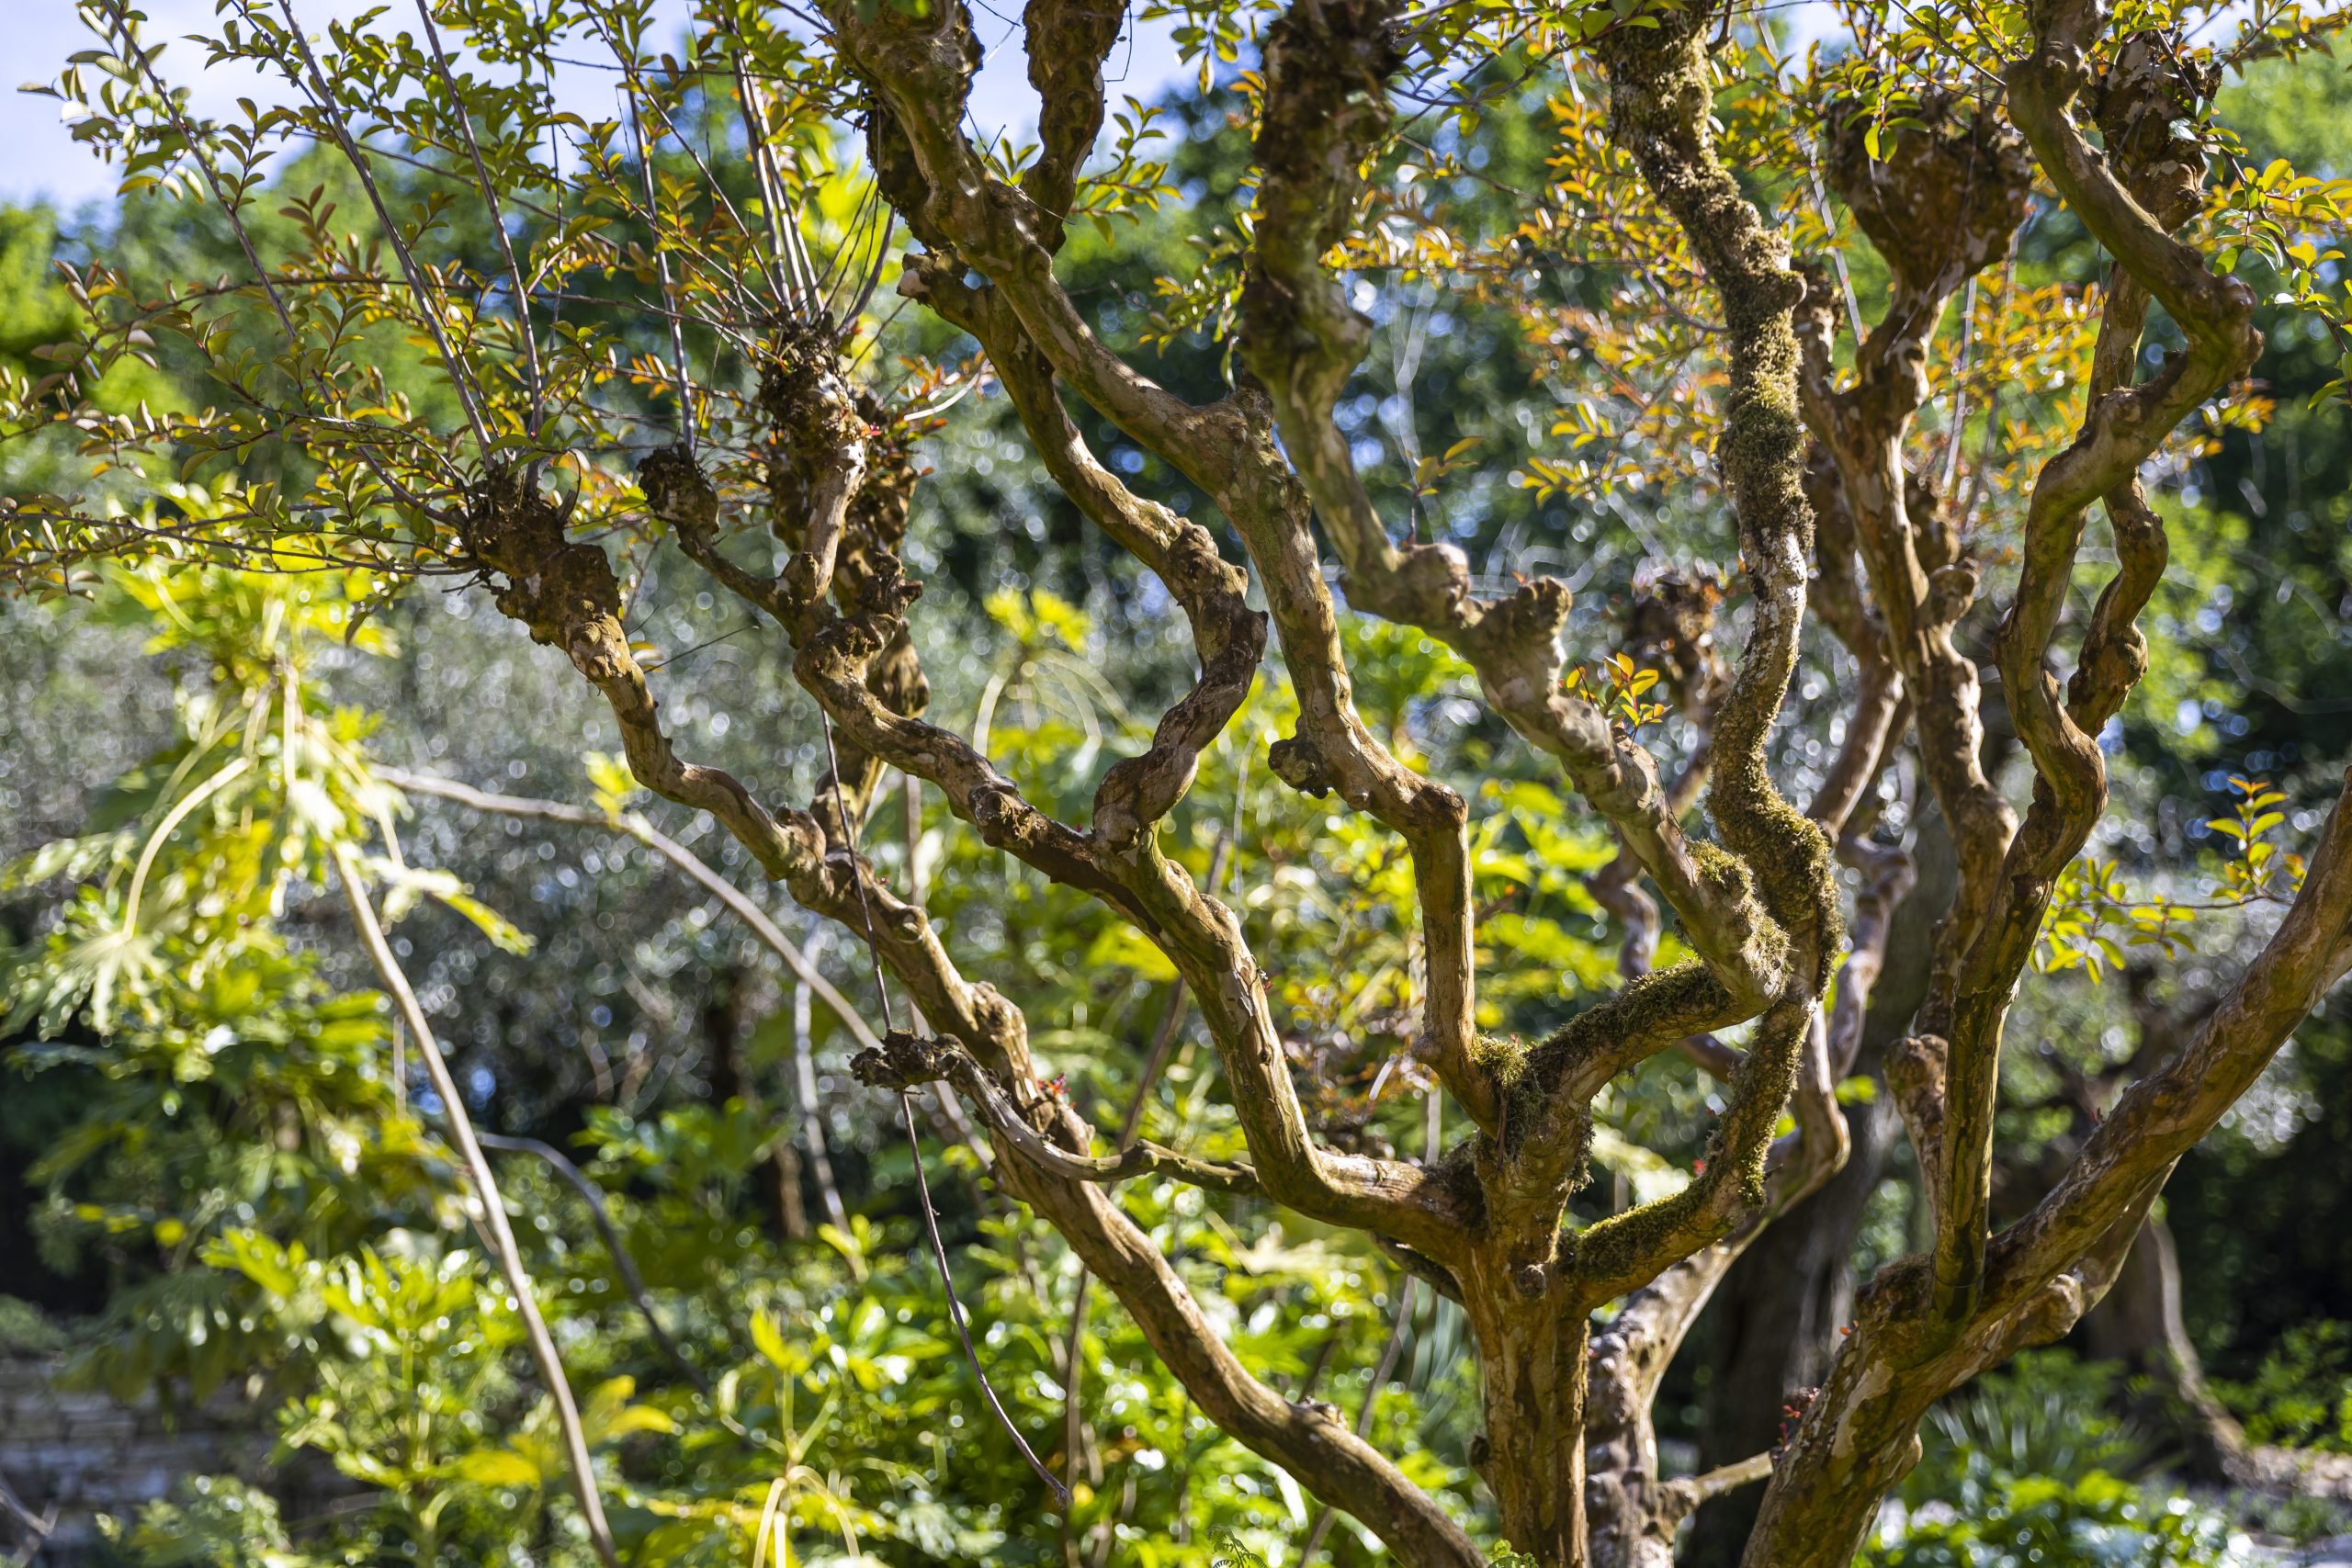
[1828,835,1917,1079]
[1020,0,1125,254]
[1984,767,2352,1314]
[0,1472,55,1552]
[1929,16,2262,1335]
[1570,996,1815,1309]
[659,418,1460,1250]
[839,0,1512,1133]
[1670,1451,1776,1508]
[1241,0,1798,1024]
[813,871,1485,1567]
[1793,95,2032,1037]
[905,261,1266,851]
[835,0,1220,468]
[374,766,883,1053]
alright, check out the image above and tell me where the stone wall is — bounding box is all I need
[0,1350,284,1562]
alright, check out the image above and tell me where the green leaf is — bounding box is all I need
[449,1449,542,1489]
[751,1309,795,1371]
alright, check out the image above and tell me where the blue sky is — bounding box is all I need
[6,0,1193,213]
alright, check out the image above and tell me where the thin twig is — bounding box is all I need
[1941,272,1978,493]
[791,919,852,1234]
[900,1038,1261,1195]
[374,767,883,1052]
[413,0,545,434]
[817,716,896,1026]
[1059,1269,1096,1562]
[815,707,1061,1507]
[379,772,865,1246]
[902,770,925,904]
[584,31,786,309]
[1957,227,2023,532]
[625,85,697,448]
[268,0,498,454]
[901,1091,1074,1507]
[715,11,813,315]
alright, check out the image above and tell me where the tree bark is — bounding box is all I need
[1467,1286,1590,1566]
[1689,807,1955,1562]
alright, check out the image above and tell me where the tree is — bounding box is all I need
[7,0,2352,1562]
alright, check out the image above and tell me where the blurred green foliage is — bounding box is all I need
[2212,1322,2352,1452]
[1871,1355,2245,1568]
[1865,1474,2247,1568]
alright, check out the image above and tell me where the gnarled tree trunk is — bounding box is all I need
[1690,809,1955,1562]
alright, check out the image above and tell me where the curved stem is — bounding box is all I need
[122,756,253,943]
[790,920,852,1234]
[475,1130,709,1393]
[899,1090,1072,1507]
[330,841,619,1568]
[374,767,882,1054]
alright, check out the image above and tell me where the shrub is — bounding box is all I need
[1866,1472,2250,1567]
[1903,1351,2150,1508]
[2212,1321,2352,1451]
[103,1477,293,1568]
